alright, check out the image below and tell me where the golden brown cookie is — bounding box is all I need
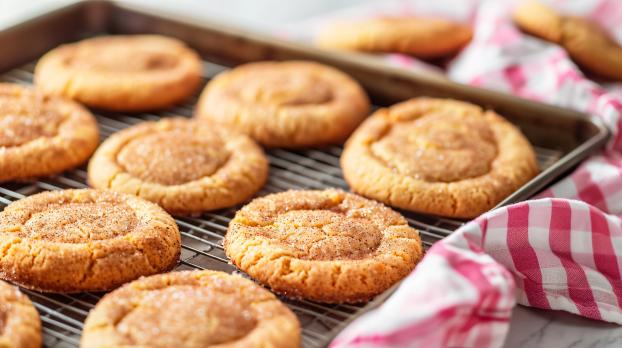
[195,61,370,148]
[0,83,99,183]
[88,118,268,215]
[34,35,202,111]
[224,189,423,303]
[0,189,180,293]
[0,280,41,348]
[341,98,539,219]
[315,17,473,58]
[81,270,300,348]
[514,0,622,80]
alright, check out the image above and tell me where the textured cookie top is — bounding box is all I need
[0,83,96,148]
[34,35,203,111]
[88,117,268,214]
[41,35,195,76]
[231,189,405,261]
[81,271,300,348]
[341,97,539,218]
[2,190,142,244]
[315,17,473,58]
[196,60,370,148]
[0,85,63,147]
[0,280,41,348]
[225,190,423,303]
[370,99,497,182]
[0,189,181,292]
[116,127,230,186]
[0,83,100,183]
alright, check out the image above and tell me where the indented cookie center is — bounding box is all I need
[0,96,62,147]
[116,286,257,346]
[239,73,333,106]
[66,49,179,72]
[22,202,138,243]
[371,112,498,182]
[117,131,230,186]
[268,210,383,261]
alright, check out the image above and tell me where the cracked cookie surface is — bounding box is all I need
[315,17,472,58]
[34,35,202,111]
[87,118,268,215]
[341,97,539,218]
[195,60,370,148]
[0,83,99,183]
[224,189,423,303]
[0,280,41,348]
[81,270,300,348]
[0,189,180,292]
[513,0,622,80]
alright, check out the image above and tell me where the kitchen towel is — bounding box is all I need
[286,0,622,347]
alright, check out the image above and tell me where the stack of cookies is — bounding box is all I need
[0,30,540,347]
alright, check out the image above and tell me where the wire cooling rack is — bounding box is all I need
[0,60,563,347]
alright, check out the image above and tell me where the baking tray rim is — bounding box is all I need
[0,0,612,346]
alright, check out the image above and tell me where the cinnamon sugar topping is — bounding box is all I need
[0,88,63,147]
[371,111,498,182]
[116,130,230,186]
[23,202,137,243]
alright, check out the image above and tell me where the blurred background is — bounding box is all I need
[0,0,364,31]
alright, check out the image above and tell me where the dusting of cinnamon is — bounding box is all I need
[0,87,63,147]
[23,202,137,243]
[371,111,497,182]
[116,131,230,186]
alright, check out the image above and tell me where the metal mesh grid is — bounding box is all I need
[0,60,563,347]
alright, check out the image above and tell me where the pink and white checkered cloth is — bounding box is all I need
[287,0,622,347]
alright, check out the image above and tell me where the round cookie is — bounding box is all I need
[81,270,300,348]
[88,118,268,215]
[315,17,473,58]
[0,280,41,348]
[34,35,202,111]
[514,0,622,80]
[0,189,180,292]
[0,83,99,183]
[224,189,423,303]
[195,60,370,148]
[341,98,539,219]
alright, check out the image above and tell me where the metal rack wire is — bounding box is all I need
[0,60,563,347]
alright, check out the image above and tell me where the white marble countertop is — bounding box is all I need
[1,1,619,347]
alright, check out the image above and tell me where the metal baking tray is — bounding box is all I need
[0,1,609,347]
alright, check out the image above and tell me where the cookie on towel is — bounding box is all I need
[514,0,622,80]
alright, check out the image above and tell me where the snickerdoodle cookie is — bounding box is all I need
[0,189,180,292]
[0,280,41,348]
[88,118,268,215]
[514,0,622,80]
[34,35,202,111]
[0,83,99,182]
[81,270,300,348]
[195,61,369,148]
[341,98,539,219]
[224,189,423,303]
[315,17,473,58]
